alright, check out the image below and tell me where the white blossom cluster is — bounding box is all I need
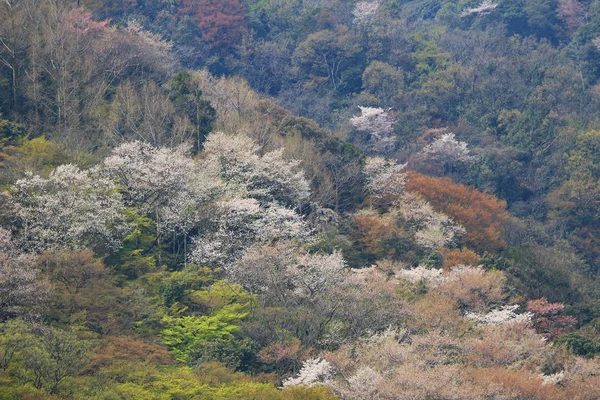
[397,265,485,288]
[203,132,310,208]
[364,157,406,201]
[282,358,333,387]
[232,244,346,301]
[189,132,311,268]
[189,199,307,269]
[345,366,384,399]
[465,304,533,326]
[399,193,465,249]
[291,251,347,298]
[462,0,498,17]
[541,371,564,385]
[396,266,445,286]
[11,165,128,252]
[352,1,381,25]
[350,106,396,153]
[0,228,49,319]
[103,141,195,211]
[419,133,475,166]
[360,326,406,344]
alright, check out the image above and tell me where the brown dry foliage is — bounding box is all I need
[351,209,407,260]
[87,335,175,372]
[405,171,509,252]
[410,292,470,335]
[440,247,480,269]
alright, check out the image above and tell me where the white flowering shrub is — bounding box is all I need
[541,371,564,385]
[203,132,310,208]
[364,157,406,201]
[396,266,445,286]
[282,358,333,387]
[10,165,128,252]
[418,133,475,172]
[397,265,486,288]
[350,106,396,153]
[103,141,224,254]
[104,141,195,211]
[399,193,465,249]
[352,1,381,25]
[345,366,384,399]
[231,243,346,303]
[465,304,533,326]
[189,199,307,269]
[189,132,310,267]
[0,228,49,319]
[290,251,346,298]
[462,0,498,17]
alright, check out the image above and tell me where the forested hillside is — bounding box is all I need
[2,0,600,398]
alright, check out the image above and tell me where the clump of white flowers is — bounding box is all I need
[466,304,533,326]
[419,132,475,167]
[10,165,128,252]
[364,157,406,201]
[462,0,498,17]
[345,366,384,399]
[397,265,486,288]
[352,1,381,25]
[399,193,465,250]
[282,358,333,387]
[189,131,311,268]
[541,371,564,385]
[396,266,445,286]
[350,106,395,153]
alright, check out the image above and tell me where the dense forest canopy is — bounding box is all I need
[2,0,600,398]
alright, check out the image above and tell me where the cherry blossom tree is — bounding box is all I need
[9,165,128,252]
[350,106,396,154]
[417,132,475,174]
[0,228,49,321]
[202,131,310,208]
[352,1,381,25]
[282,358,333,387]
[462,0,498,17]
[465,305,533,326]
[363,157,406,203]
[103,141,224,264]
[231,243,346,305]
[399,193,465,250]
[188,199,306,269]
[103,141,194,212]
[187,132,311,268]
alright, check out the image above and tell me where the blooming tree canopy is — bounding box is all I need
[350,106,396,154]
[9,165,127,252]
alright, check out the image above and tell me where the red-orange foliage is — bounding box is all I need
[527,297,577,340]
[257,338,311,374]
[440,247,480,270]
[180,0,247,50]
[405,172,509,252]
[351,210,409,261]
